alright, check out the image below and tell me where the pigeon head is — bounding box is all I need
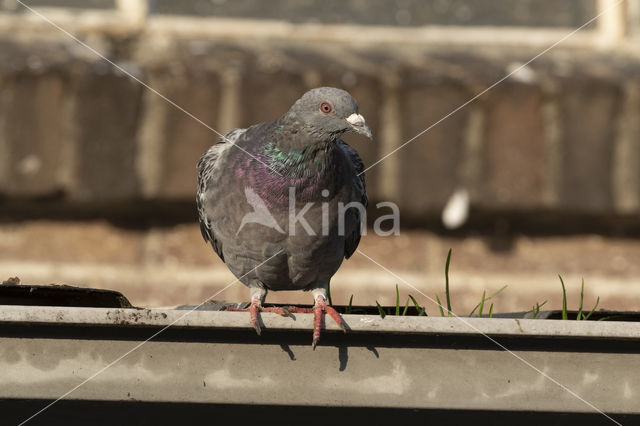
[285,87,373,141]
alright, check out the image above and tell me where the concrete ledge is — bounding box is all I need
[1,304,640,338]
[0,304,639,418]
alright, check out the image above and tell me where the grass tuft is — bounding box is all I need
[364,250,605,321]
[374,283,427,318]
[558,275,600,320]
[527,300,547,319]
[409,295,426,316]
[469,285,508,317]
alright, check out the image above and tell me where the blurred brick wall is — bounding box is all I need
[1,31,639,222]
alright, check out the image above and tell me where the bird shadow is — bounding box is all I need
[337,345,380,371]
[338,346,348,371]
[366,346,380,358]
[271,315,379,369]
[279,344,296,360]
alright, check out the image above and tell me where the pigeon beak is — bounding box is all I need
[346,113,373,140]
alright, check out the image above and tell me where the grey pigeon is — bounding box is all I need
[197,87,371,348]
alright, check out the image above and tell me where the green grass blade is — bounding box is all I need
[375,301,386,319]
[435,294,445,317]
[577,278,585,320]
[468,303,480,317]
[489,285,508,299]
[402,297,410,316]
[478,290,486,317]
[558,275,568,320]
[468,285,508,316]
[532,300,547,319]
[488,303,494,318]
[345,294,354,315]
[445,249,453,316]
[395,284,400,316]
[408,295,426,316]
[583,296,600,320]
[596,314,623,321]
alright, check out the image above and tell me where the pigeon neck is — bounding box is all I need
[263,139,335,179]
[259,139,342,204]
[253,120,341,201]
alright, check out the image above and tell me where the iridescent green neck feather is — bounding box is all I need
[263,140,333,178]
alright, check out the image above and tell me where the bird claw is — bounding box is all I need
[312,295,346,350]
[227,297,345,347]
[249,300,261,335]
[252,319,262,336]
[251,304,293,335]
[323,304,347,333]
[226,300,291,336]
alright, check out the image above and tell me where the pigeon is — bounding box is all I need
[197,87,371,348]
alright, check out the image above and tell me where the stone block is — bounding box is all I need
[0,221,144,265]
[71,65,143,201]
[239,68,307,127]
[396,80,471,215]
[482,83,545,209]
[559,79,621,213]
[157,66,222,199]
[1,73,66,197]
[150,0,596,28]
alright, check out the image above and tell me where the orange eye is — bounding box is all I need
[320,102,332,113]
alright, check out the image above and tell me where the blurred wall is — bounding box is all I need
[0,0,639,223]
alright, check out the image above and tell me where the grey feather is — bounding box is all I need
[196,128,245,261]
[337,140,367,259]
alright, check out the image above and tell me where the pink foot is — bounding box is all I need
[312,295,346,349]
[225,299,290,335]
[287,296,346,349]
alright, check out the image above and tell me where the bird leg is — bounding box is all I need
[225,290,345,347]
[225,293,290,336]
[312,294,346,349]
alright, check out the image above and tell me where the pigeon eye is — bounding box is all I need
[320,102,332,114]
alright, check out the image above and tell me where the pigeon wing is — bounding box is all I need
[337,139,367,259]
[196,128,246,262]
